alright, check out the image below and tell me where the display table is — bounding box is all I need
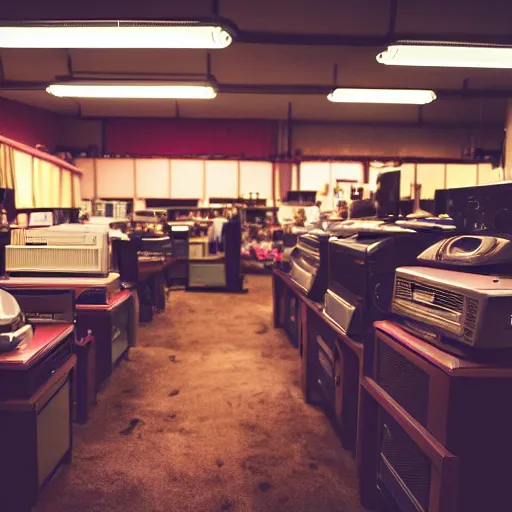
[358,320,512,512]
[272,269,364,451]
[0,324,76,512]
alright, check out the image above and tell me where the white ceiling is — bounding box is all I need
[1,0,511,122]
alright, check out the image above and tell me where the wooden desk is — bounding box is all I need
[137,256,174,322]
[0,277,137,399]
[77,290,137,391]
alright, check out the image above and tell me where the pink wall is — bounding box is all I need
[0,97,62,151]
[105,118,278,159]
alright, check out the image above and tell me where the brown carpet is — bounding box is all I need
[35,275,366,512]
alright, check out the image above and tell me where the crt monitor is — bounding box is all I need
[375,170,400,218]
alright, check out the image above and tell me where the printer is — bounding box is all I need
[324,222,455,339]
[0,289,33,352]
[392,234,512,351]
[391,182,512,352]
[289,230,331,303]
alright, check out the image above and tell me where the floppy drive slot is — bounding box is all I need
[4,288,76,324]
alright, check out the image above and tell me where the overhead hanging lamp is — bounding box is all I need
[46,80,218,99]
[327,88,437,105]
[377,41,512,69]
[0,21,234,49]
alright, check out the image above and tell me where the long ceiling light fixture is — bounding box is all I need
[46,81,218,99]
[0,21,234,49]
[377,41,512,69]
[327,88,437,105]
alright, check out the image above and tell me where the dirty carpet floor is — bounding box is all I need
[35,275,365,512]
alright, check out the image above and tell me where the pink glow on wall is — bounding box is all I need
[106,118,277,158]
[0,97,61,150]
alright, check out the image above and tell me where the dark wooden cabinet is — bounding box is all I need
[358,320,512,512]
[0,326,76,512]
[76,290,137,391]
[272,270,300,348]
[273,270,364,451]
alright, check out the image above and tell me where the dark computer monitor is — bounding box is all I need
[112,238,139,285]
[285,191,317,204]
[444,182,512,234]
[375,170,400,218]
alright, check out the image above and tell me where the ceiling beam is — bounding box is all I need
[236,30,512,47]
[293,119,504,130]
[2,80,512,100]
[220,84,512,99]
[54,113,503,130]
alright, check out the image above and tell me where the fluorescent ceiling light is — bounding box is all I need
[46,81,217,99]
[0,21,233,49]
[377,41,512,68]
[327,88,436,105]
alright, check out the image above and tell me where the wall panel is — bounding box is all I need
[417,164,445,199]
[239,161,273,201]
[300,162,331,194]
[75,158,95,199]
[331,162,364,183]
[400,163,416,199]
[293,123,503,159]
[135,159,170,198]
[446,164,478,189]
[477,163,501,185]
[96,158,135,198]
[205,160,238,201]
[170,159,204,199]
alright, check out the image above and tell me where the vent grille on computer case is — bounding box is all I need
[10,229,26,246]
[378,411,431,512]
[395,277,464,314]
[6,246,106,274]
[395,277,413,301]
[376,338,430,427]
